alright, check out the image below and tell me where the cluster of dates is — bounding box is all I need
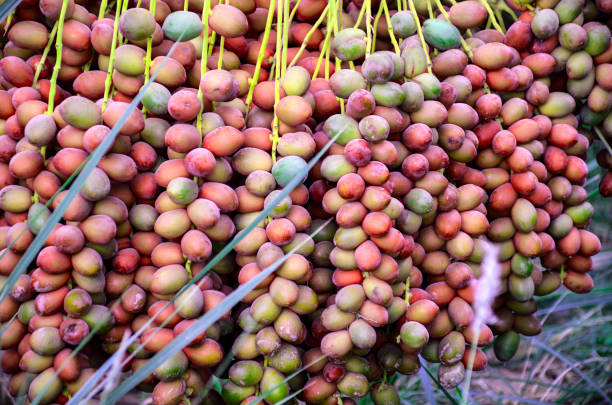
[0,0,609,403]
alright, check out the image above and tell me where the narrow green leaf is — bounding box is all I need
[101,218,333,404]
[32,32,188,405]
[69,126,344,404]
[419,359,460,405]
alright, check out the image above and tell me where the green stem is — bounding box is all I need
[244,1,276,113]
[371,1,384,54]
[288,0,302,23]
[426,0,434,19]
[119,0,129,43]
[47,0,70,114]
[281,0,291,77]
[3,10,14,35]
[102,0,124,114]
[353,0,367,29]
[595,127,612,157]
[365,0,372,57]
[196,0,211,136]
[208,31,217,56]
[217,36,225,70]
[271,0,283,164]
[407,0,432,73]
[313,6,333,79]
[381,0,401,55]
[33,21,59,87]
[142,0,157,117]
[288,4,329,67]
[478,0,505,33]
[498,1,518,21]
[98,0,108,19]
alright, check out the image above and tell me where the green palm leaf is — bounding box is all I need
[28,31,188,405]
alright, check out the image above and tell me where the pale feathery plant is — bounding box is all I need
[461,241,502,403]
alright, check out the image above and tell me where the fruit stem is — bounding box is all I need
[288,0,302,23]
[281,0,291,78]
[426,0,434,19]
[331,0,345,112]
[142,0,157,117]
[365,0,372,58]
[353,0,367,29]
[371,1,384,54]
[196,0,211,137]
[381,0,401,55]
[271,0,284,164]
[397,0,402,11]
[494,7,506,32]
[98,0,108,19]
[120,0,129,44]
[477,0,505,33]
[407,0,432,73]
[244,0,277,114]
[46,0,71,115]
[33,20,59,87]
[560,264,566,281]
[208,32,217,56]
[184,0,188,11]
[595,127,612,158]
[288,4,329,67]
[3,11,14,35]
[217,36,225,70]
[404,277,410,306]
[312,11,333,79]
[186,259,192,278]
[497,1,518,21]
[433,0,473,58]
[102,0,124,114]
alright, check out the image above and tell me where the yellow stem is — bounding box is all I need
[271,0,284,164]
[98,0,108,19]
[288,5,329,67]
[244,2,277,113]
[407,0,432,73]
[353,0,368,29]
[313,16,332,79]
[288,0,302,23]
[365,0,372,57]
[217,36,225,70]
[371,1,384,54]
[33,21,59,87]
[477,0,505,33]
[196,0,211,136]
[381,0,401,55]
[101,0,124,114]
[46,0,70,114]
[281,0,291,77]
[3,11,14,35]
